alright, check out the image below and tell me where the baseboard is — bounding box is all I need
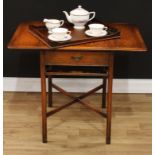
[3,77,152,93]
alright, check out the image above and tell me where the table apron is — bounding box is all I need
[43,51,112,66]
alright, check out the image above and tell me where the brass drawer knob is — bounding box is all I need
[71,55,83,61]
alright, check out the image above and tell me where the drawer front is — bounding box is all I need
[44,51,110,66]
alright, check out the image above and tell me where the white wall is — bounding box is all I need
[3,77,152,93]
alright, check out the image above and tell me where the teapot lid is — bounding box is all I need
[70,5,89,15]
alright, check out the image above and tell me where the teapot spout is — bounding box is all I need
[63,11,72,23]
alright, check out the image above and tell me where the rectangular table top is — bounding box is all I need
[8,21,147,52]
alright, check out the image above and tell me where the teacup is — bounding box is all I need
[50,28,71,39]
[88,23,108,35]
[43,19,64,30]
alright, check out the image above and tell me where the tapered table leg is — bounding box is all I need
[48,76,53,107]
[40,52,47,143]
[106,55,114,144]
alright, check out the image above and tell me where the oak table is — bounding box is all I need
[8,21,147,144]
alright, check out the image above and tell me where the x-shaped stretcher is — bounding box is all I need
[47,83,107,118]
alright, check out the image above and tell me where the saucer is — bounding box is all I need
[48,34,72,42]
[85,30,107,37]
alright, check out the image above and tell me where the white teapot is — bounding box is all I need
[63,5,96,29]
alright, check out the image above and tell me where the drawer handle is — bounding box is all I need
[71,55,83,61]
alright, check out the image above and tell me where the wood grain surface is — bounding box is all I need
[4,92,151,155]
[8,21,147,52]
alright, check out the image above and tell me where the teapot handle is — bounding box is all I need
[88,12,96,21]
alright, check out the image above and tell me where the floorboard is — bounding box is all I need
[4,92,152,155]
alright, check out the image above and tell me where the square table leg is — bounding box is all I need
[102,77,107,108]
[106,54,114,144]
[40,52,47,143]
[48,76,53,107]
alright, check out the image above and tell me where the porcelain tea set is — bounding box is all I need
[43,5,108,42]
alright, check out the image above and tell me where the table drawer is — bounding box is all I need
[44,51,110,66]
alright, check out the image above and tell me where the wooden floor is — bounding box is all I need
[4,92,152,155]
